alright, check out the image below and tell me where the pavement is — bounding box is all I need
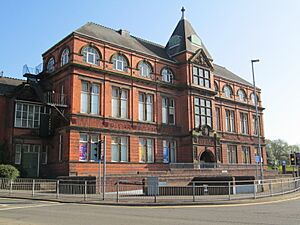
[1,193,300,225]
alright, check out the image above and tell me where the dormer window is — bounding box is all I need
[223,85,233,98]
[138,61,152,78]
[61,48,69,66]
[82,46,100,65]
[112,54,128,72]
[47,57,55,72]
[161,68,174,83]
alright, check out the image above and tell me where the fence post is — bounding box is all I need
[192,182,195,202]
[253,180,257,199]
[84,180,87,201]
[228,181,231,200]
[116,180,119,203]
[270,180,273,196]
[9,179,13,195]
[32,179,35,197]
[56,180,60,199]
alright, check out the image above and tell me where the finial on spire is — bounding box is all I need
[181,6,185,20]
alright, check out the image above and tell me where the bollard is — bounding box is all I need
[32,179,35,197]
[192,182,195,202]
[56,180,60,199]
[116,181,119,203]
[84,180,87,201]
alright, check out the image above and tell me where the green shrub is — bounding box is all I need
[0,164,20,180]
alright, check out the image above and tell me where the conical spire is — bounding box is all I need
[166,8,212,59]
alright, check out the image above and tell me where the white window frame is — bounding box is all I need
[163,140,176,163]
[194,97,212,128]
[227,145,237,164]
[47,57,55,72]
[161,68,174,83]
[61,48,69,66]
[238,89,246,102]
[82,46,100,65]
[138,61,151,78]
[15,144,22,165]
[240,112,249,134]
[162,97,175,125]
[112,87,128,119]
[111,136,128,162]
[138,93,153,122]
[80,81,100,115]
[225,109,235,132]
[139,138,154,163]
[15,102,41,128]
[223,85,233,98]
[112,54,128,72]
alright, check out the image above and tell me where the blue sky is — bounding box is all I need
[1,0,299,145]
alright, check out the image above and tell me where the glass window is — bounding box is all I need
[240,112,249,134]
[15,144,21,164]
[41,146,48,165]
[138,61,152,78]
[112,54,128,72]
[252,115,261,136]
[214,82,219,92]
[79,133,100,161]
[250,93,258,105]
[15,102,41,128]
[80,81,100,115]
[47,57,55,72]
[139,138,154,163]
[192,66,210,88]
[227,145,237,164]
[112,87,128,119]
[194,97,212,128]
[82,46,100,65]
[139,93,153,122]
[163,140,176,163]
[61,48,69,66]
[111,136,128,162]
[162,97,175,125]
[223,85,233,98]
[161,68,174,83]
[216,107,221,130]
[238,89,246,102]
[225,109,235,132]
[242,146,251,164]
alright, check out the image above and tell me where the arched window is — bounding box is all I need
[223,85,233,98]
[237,89,246,102]
[138,61,152,78]
[61,48,69,66]
[214,82,219,92]
[82,46,100,65]
[47,57,55,72]
[250,93,258,104]
[161,68,174,83]
[112,54,128,72]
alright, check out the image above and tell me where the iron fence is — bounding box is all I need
[0,177,299,204]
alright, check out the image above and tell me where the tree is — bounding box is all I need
[266,139,289,165]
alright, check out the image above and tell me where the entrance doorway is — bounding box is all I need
[21,145,40,178]
[199,150,215,163]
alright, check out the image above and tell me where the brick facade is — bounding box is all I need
[0,13,266,178]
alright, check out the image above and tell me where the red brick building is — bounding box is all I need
[0,10,266,178]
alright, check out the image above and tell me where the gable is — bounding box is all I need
[190,49,213,69]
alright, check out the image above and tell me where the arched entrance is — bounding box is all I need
[199,150,215,163]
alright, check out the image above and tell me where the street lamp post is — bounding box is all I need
[251,59,264,180]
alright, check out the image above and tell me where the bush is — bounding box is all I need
[0,164,20,180]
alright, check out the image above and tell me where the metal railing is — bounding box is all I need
[0,177,299,204]
[44,92,68,106]
[170,162,260,169]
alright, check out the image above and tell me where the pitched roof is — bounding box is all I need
[0,76,24,95]
[74,22,252,86]
[75,22,174,61]
[165,18,212,59]
[213,64,252,86]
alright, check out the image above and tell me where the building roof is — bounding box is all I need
[75,22,174,61]
[0,76,24,95]
[74,19,252,87]
[213,64,252,86]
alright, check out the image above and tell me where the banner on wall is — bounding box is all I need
[79,144,88,161]
[163,148,169,164]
